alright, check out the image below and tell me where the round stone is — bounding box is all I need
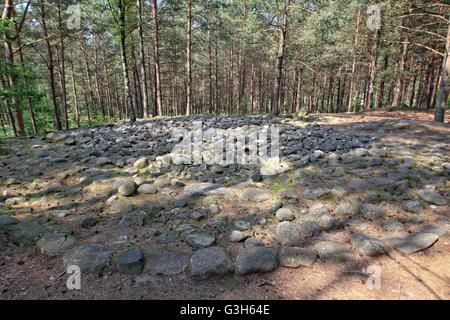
[190,247,234,280]
[117,247,144,274]
[235,247,278,276]
[37,233,77,257]
[118,181,137,197]
[63,245,114,273]
[276,221,302,246]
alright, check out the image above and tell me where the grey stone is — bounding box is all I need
[404,201,423,213]
[278,247,317,268]
[296,220,322,238]
[190,247,234,279]
[158,231,178,244]
[96,157,113,166]
[236,247,278,275]
[383,221,405,232]
[276,221,302,246]
[63,245,114,273]
[276,207,296,222]
[37,233,77,257]
[359,203,386,219]
[133,157,149,169]
[335,203,356,215]
[138,184,158,194]
[118,181,137,197]
[304,188,328,200]
[384,232,439,254]
[267,201,283,214]
[313,241,355,262]
[415,225,446,237]
[351,233,391,256]
[5,196,27,206]
[186,234,216,249]
[240,188,272,201]
[9,220,47,245]
[0,215,19,228]
[183,183,220,196]
[244,237,263,247]
[145,251,191,275]
[234,220,251,231]
[81,217,99,229]
[117,247,144,274]
[229,230,251,243]
[418,190,447,206]
[278,189,298,200]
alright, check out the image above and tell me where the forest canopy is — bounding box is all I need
[1,0,449,137]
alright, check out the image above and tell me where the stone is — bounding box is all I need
[314,150,325,158]
[418,190,447,206]
[64,137,76,146]
[240,188,272,202]
[186,234,216,249]
[190,211,206,221]
[244,237,263,247]
[158,231,178,244]
[278,247,317,268]
[96,157,113,166]
[208,204,220,215]
[383,232,439,254]
[304,188,328,200]
[117,247,144,274]
[118,181,137,197]
[81,217,99,229]
[183,183,220,196]
[301,206,341,230]
[383,221,404,232]
[229,230,251,243]
[138,184,158,194]
[296,220,322,238]
[234,220,251,231]
[267,201,283,214]
[313,241,355,262]
[133,157,149,169]
[235,247,278,276]
[404,201,423,213]
[0,215,19,228]
[335,203,356,216]
[250,170,262,182]
[37,233,77,257]
[359,203,386,219]
[275,207,296,222]
[5,196,27,206]
[415,225,446,236]
[278,189,298,200]
[276,221,302,246]
[190,247,234,280]
[144,251,191,276]
[9,220,47,245]
[63,245,114,273]
[351,233,391,256]
[348,178,369,191]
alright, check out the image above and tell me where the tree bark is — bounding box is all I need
[185,0,192,116]
[434,19,450,122]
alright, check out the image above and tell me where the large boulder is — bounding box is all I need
[235,247,278,276]
[190,247,234,280]
[63,244,114,273]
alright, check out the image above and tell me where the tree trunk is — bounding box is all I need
[434,19,450,122]
[2,0,26,136]
[56,0,69,129]
[40,0,62,131]
[273,0,290,116]
[185,0,192,116]
[69,48,80,127]
[118,0,136,122]
[347,7,362,113]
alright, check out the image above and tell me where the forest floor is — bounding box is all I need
[0,110,449,300]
